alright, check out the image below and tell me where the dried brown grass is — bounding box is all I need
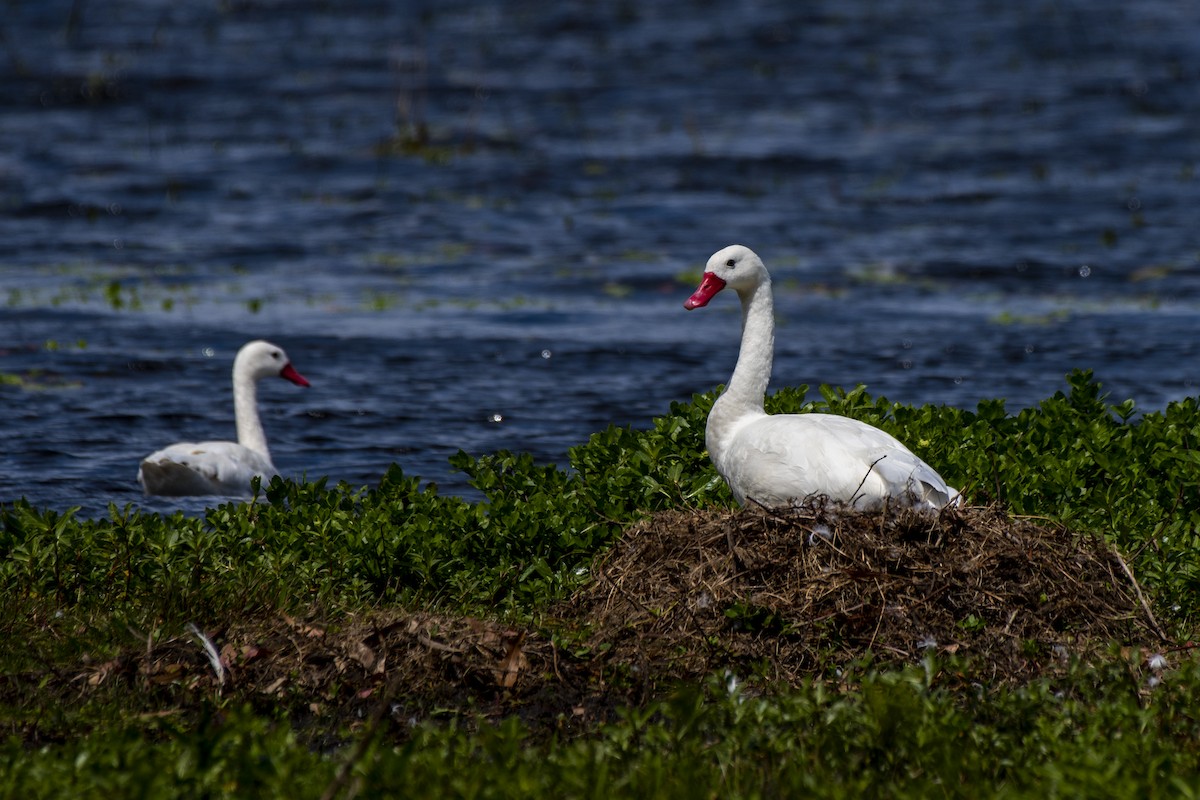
[567,503,1161,688]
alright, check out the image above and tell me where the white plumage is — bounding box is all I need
[137,340,310,497]
[684,245,956,511]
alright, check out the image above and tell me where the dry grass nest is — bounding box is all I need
[565,502,1165,688]
[21,504,1169,744]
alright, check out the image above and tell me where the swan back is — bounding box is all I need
[715,413,955,510]
[138,441,278,496]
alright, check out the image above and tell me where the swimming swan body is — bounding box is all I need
[138,340,309,496]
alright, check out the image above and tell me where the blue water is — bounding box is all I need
[1,0,1198,516]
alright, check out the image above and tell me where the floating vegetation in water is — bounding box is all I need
[1130,263,1176,282]
[104,279,142,310]
[848,260,913,286]
[439,242,472,259]
[367,252,412,270]
[990,308,1072,326]
[0,369,82,391]
[618,248,660,262]
[372,133,459,164]
[0,263,303,315]
[367,242,473,272]
[362,291,399,312]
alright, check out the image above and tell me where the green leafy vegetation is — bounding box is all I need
[5,663,1200,799]
[2,370,1199,798]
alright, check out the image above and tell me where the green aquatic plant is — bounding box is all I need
[602,281,633,298]
[0,369,82,391]
[990,307,1072,326]
[362,290,400,312]
[41,338,87,352]
[101,279,147,311]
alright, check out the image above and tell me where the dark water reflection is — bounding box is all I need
[1,0,1197,516]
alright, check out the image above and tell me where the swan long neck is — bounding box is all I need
[706,275,774,462]
[233,367,270,459]
[723,276,775,412]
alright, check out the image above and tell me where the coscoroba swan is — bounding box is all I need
[137,340,310,496]
[684,245,957,511]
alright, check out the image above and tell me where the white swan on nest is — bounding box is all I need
[684,244,957,511]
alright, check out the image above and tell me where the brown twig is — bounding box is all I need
[1107,543,1169,643]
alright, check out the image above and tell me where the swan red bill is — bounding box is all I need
[683,272,728,309]
[280,363,311,387]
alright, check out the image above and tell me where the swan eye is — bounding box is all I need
[725,258,736,267]
[270,351,281,359]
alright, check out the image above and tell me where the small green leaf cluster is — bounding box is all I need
[566,392,730,513]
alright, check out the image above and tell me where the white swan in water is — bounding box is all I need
[684,245,957,511]
[138,340,310,496]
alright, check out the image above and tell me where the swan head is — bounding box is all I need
[683,244,768,309]
[234,339,311,386]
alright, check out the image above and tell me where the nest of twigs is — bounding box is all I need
[564,502,1164,687]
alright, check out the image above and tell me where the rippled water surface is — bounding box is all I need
[1,0,1198,516]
